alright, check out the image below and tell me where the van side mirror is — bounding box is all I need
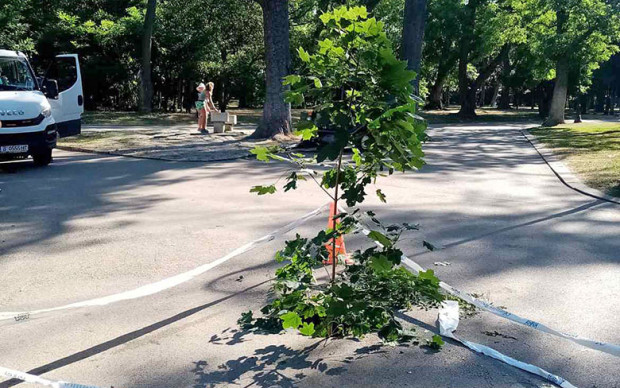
[42,79,59,99]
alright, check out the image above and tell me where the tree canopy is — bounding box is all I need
[1,0,618,121]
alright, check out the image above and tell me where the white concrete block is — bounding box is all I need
[213,122,225,133]
[226,115,237,125]
[210,112,229,123]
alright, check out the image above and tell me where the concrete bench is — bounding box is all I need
[210,112,237,133]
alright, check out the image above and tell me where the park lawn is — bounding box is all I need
[529,122,620,197]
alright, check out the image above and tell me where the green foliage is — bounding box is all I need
[427,334,445,350]
[0,0,35,52]
[245,7,444,344]
[242,214,444,341]
[254,5,427,206]
[527,0,620,88]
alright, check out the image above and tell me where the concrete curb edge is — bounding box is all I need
[521,129,620,205]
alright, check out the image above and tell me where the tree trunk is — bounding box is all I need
[459,86,477,118]
[490,82,500,107]
[604,89,611,115]
[544,57,569,126]
[479,83,486,107]
[401,0,427,94]
[458,45,510,118]
[498,86,511,109]
[139,0,157,113]
[543,7,569,126]
[426,54,456,110]
[457,30,473,117]
[251,0,292,139]
[574,95,582,123]
[456,0,477,118]
[427,80,444,110]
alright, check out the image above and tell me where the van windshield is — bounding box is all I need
[0,57,36,91]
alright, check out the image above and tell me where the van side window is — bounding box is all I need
[46,58,77,92]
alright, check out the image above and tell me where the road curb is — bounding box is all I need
[56,145,252,164]
[521,129,620,205]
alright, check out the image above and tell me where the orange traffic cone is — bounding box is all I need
[323,202,352,265]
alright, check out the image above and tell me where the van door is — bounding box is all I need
[46,54,84,137]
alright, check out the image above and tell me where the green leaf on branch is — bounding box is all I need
[294,125,318,140]
[298,47,310,62]
[418,269,440,286]
[299,322,316,336]
[376,189,386,203]
[250,146,271,162]
[428,335,444,350]
[250,185,276,195]
[283,74,302,86]
[367,231,392,248]
[370,255,392,273]
[281,311,302,330]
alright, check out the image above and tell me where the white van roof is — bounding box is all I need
[0,50,26,58]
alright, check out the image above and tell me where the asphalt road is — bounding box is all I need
[0,123,618,388]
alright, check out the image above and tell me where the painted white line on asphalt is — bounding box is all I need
[0,203,330,323]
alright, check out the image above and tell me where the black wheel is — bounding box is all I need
[32,148,53,166]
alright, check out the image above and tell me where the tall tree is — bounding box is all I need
[456,0,525,118]
[540,0,620,126]
[0,0,34,52]
[139,0,157,113]
[423,0,461,109]
[251,0,292,138]
[401,0,427,93]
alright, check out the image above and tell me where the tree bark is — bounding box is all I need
[543,57,569,126]
[458,45,509,119]
[479,83,486,107]
[401,0,428,94]
[573,95,582,123]
[498,86,511,109]
[139,0,157,113]
[426,57,455,110]
[543,7,569,126]
[538,81,553,118]
[456,0,476,118]
[490,81,500,107]
[251,0,292,139]
[427,78,445,110]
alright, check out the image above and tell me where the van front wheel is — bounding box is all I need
[32,148,53,166]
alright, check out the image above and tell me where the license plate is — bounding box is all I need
[0,145,28,154]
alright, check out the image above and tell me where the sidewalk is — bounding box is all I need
[58,123,277,162]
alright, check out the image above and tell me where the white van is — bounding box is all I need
[0,50,83,166]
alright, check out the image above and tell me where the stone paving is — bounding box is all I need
[57,123,288,162]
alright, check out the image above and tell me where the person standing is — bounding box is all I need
[195,83,208,134]
[195,82,218,135]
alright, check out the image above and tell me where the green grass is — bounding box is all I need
[530,122,620,197]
